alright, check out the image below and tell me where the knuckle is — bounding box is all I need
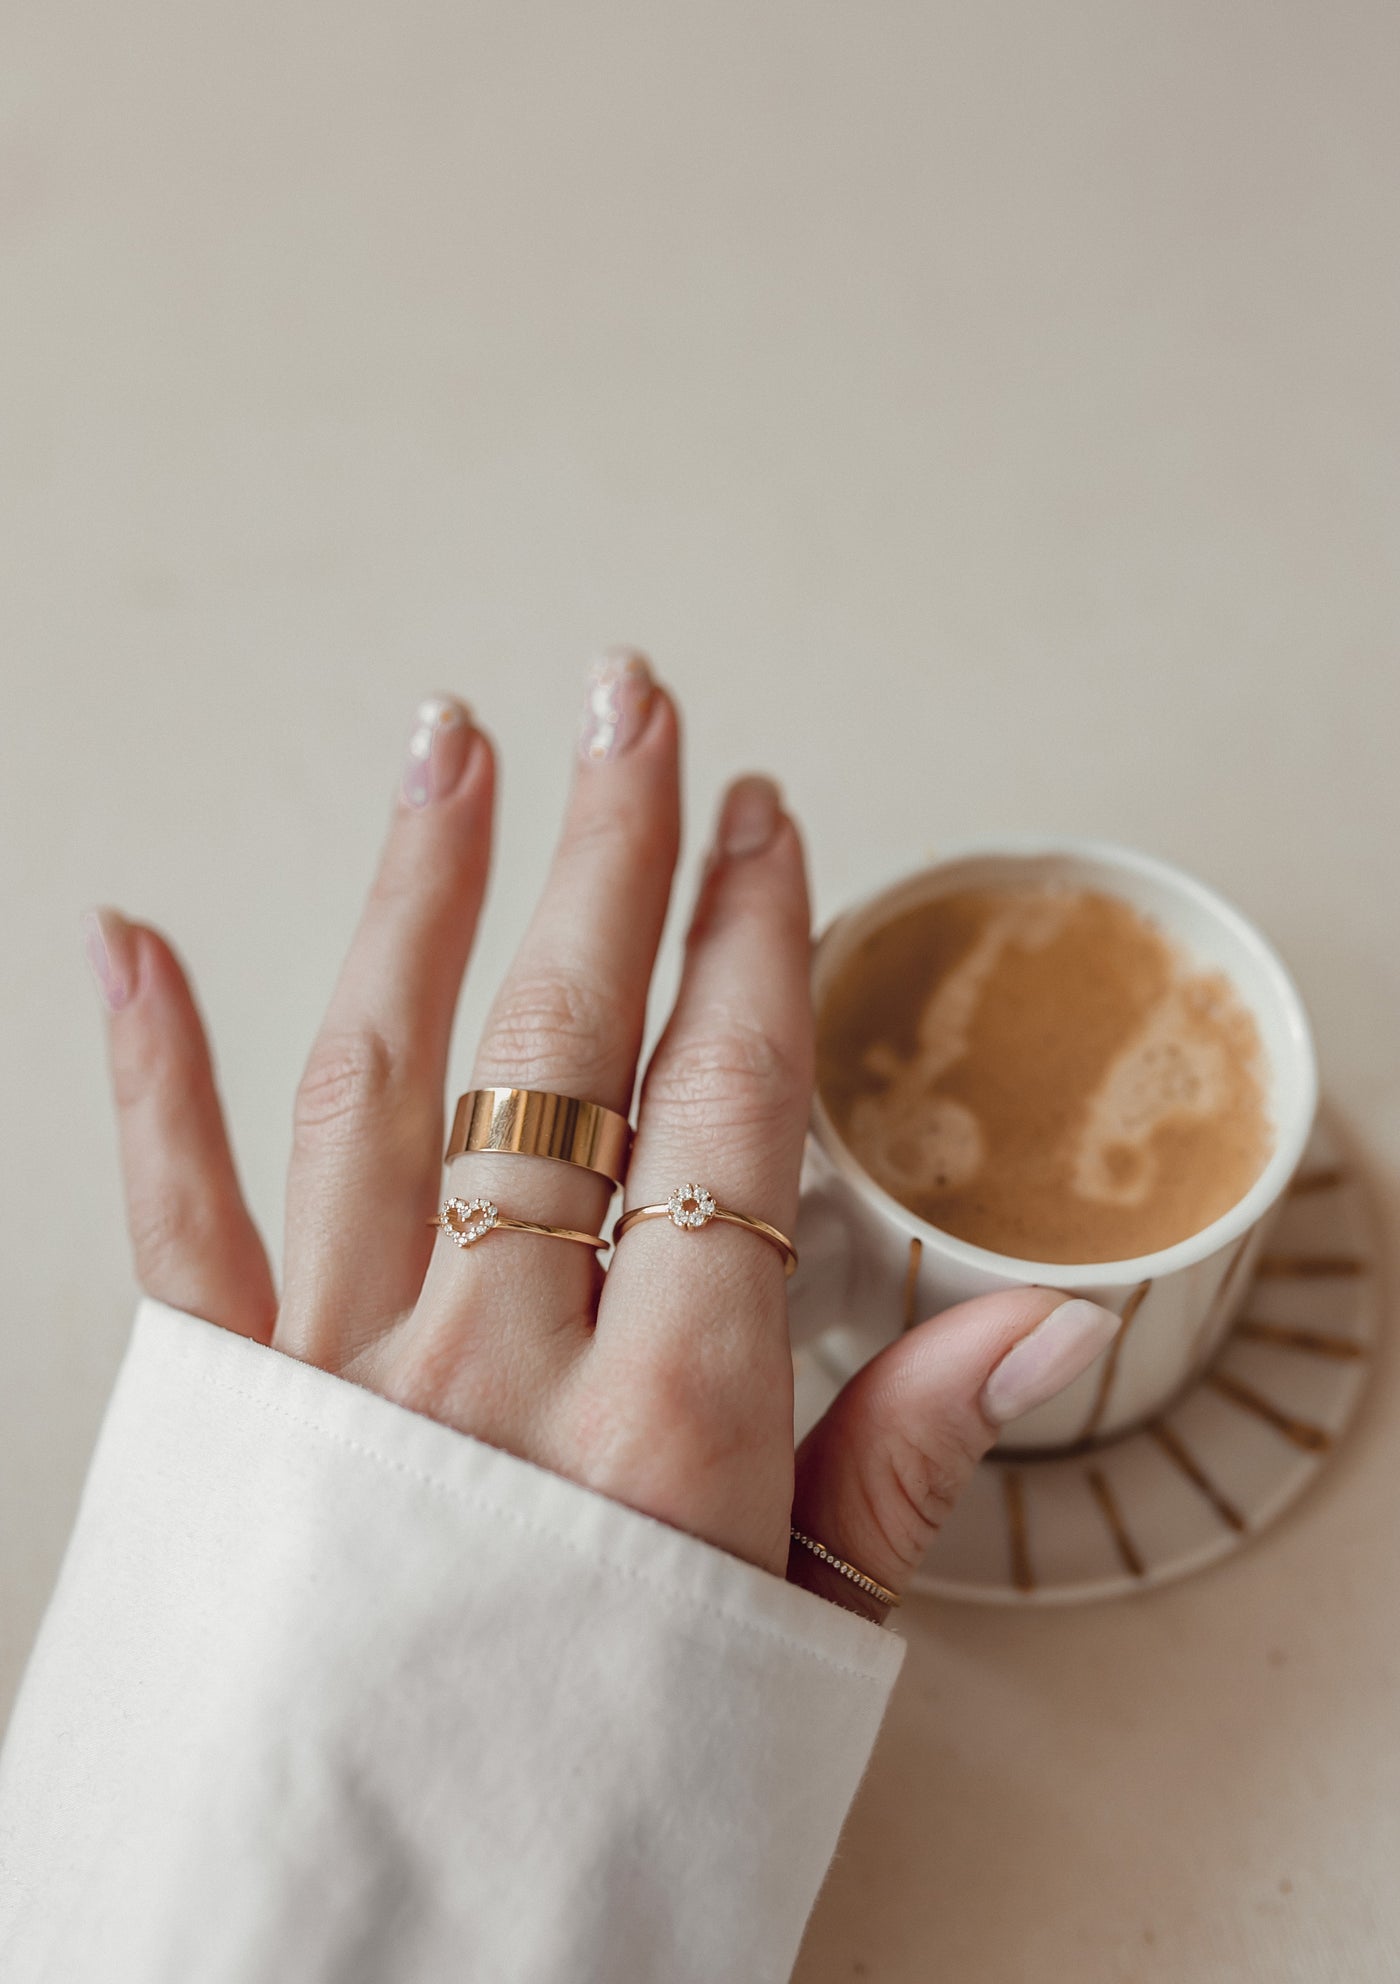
[373,817,482,912]
[886,1415,984,1541]
[110,1021,193,1116]
[691,852,808,949]
[831,1385,987,1573]
[559,794,654,864]
[555,795,679,898]
[127,1190,212,1285]
[293,1030,399,1144]
[637,1316,788,1440]
[367,849,419,913]
[633,1339,724,1430]
[595,1353,765,1487]
[643,1018,809,1137]
[110,1037,162,1114]
[477,969,619,1092]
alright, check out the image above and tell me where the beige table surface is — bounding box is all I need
[3,6,1398,1978]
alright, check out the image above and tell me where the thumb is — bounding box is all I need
[789,1288,1122,1619]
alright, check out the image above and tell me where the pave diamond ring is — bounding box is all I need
[668,1183,717,1228]
[428,1196,607,1254]
[613,1184,798,1277]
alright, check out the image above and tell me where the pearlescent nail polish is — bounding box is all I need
[578,649,654,762]
[979,1298,1123,1424]
[402,695,472,808]
[81,906,136,1012]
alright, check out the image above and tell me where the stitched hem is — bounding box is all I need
[142,1314,901,1690]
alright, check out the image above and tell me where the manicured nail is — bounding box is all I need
[578,648,654,763]
[719,775,782,857]
[401,695,474,808]
[979,1298,1123,1424]
[81,906,136,1012]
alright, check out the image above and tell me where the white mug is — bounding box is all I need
[788,839,1318,1453]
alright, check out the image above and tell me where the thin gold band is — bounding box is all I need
[789,1528,903,1609]
[428,1197,606,1253]
[445,1088,632,1186]
[612,1183,798,1277]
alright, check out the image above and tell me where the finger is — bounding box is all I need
[584,778,812,1570]
[604,775,813,1344]
[789,1289,1123,1619]
[280,695,494,1362]
[409,652,680,1382]
[82,906,277,1343]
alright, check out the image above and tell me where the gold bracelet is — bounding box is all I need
[445,1088,632,1186]
[428,1197,606,1253]
[789,1528,902,1609]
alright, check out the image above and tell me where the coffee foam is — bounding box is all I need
[863,888,1073,1085]
[847,1089,985,1199]
[847,892,1074,1198]
[816,882,1273,1264]
[1072,987,1229,1207]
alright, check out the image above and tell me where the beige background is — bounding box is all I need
[3,4,1398,1977]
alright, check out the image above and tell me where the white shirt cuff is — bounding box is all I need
[0,1295,904,1984]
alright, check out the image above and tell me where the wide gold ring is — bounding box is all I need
[444,1088,632,1186]
[612,1182,798,1277]
[428,1197,607,1253]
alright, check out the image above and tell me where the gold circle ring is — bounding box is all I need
[612,1182,798,1277]
[428,1197,606,1253]
[445,1088,632,1186]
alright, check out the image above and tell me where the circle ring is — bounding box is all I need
[613,1184,798,1277]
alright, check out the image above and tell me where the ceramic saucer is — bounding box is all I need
[792,1117,1378,1605]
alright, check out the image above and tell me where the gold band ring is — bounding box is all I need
[428,1197,606,1253]
[445,1088,632,1186]
[789,1528,903,1609]
[612,1182,798,1277]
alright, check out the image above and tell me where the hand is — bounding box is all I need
[82,655,1118,1621]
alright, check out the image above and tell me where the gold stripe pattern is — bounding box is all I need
[1001,1469,1035,1593]
[1078,1279,1153,1440]
[1209,1230,1255,1327]
[1085,1468,1145,1579]
[1183,1230,1255,1383]
[954,1151,1367,1597]
[901,1237,924,1333]
[1287,1166,1347,1197]
[1232,1319,1367,1361]
[1255,1255,1367,1279]
[1206,1371,1331,1452]
[1147,1421,1246,1532]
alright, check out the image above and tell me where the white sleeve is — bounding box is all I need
[0,1296,904,1984]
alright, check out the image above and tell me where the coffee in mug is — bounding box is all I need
[788,841,1317,1453]
[815,884,1273,1266]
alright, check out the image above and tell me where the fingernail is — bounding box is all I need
[81,906,136,1012]
[980,1298,1123,1425]
[718,775,782,857]
[578,648,654,763]
[401,695,474,808]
